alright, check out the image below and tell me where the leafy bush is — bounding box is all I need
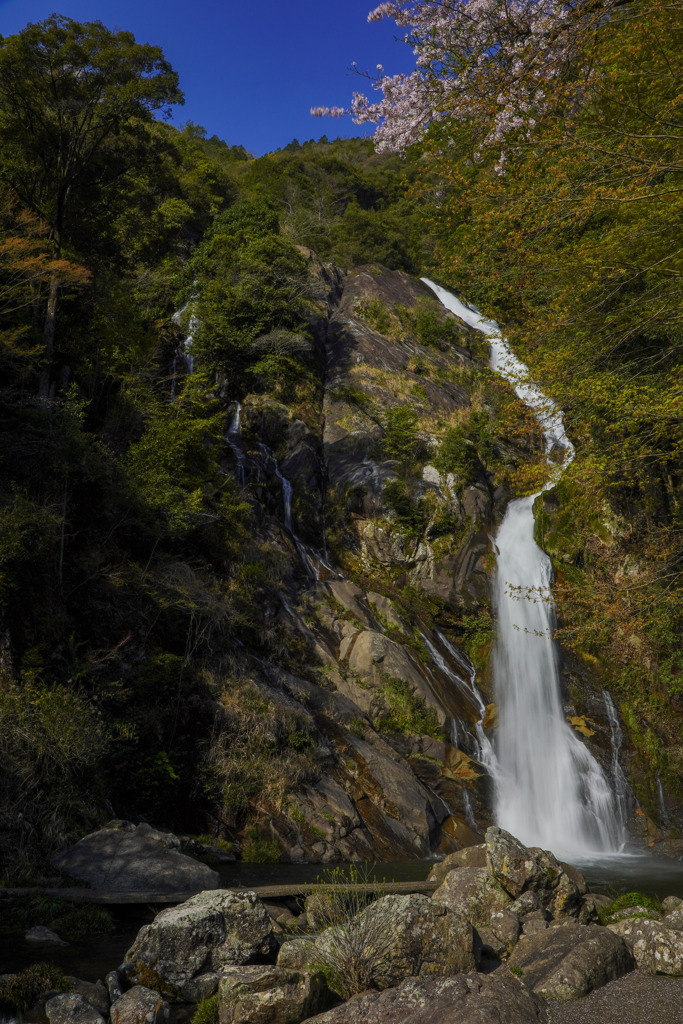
[0,684,107,879]
[7,897,114,942]
[374,676,442,738]
[0,963,72,1013]
[241,836,282,864]
[382,407,428,467]
[434,426,480,484]
[382,480,427,536]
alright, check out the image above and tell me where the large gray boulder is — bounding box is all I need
[218,966,329,1024]
[123,890,276,1000]
[305,973,546,1024]
[509,919,634,999]
[313,893,477,993]
[110,986,170,1024]
[432,865,511,928]
[608,917,683,975]
[52,822,220,893]
[45,994,104,1024]
[426,845,487,885]
[485,827,585,919]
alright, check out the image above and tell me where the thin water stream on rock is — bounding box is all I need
[423,279,625,860]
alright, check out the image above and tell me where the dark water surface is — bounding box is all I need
[1,852,681,995]
[216,851,683,899]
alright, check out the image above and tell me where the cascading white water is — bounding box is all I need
[172,300,199,375]
[423,278,624,858]
[602,688,634,829]
[226,402,247,486]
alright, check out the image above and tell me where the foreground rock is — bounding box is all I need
[354,893,477,987]
[218,966,329,1024]
[309,893,477,993]
[45,994,104,1024]
[67,978,110,1018]
[427,845,487,885]
[509,920,635,999]
[432,865,511,928]
[306,973,546,1024]
[485,827,588,920]
[52,821,220,893]
[110,986,170,1024]
[608,917,683,975]
[123,890,276,1000]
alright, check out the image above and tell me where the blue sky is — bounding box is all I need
[0,0,416,155]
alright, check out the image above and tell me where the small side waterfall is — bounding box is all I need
[423,278,624,858]
[602,688,634,829]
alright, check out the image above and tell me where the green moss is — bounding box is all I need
[598,891,662,925]
[192,994,219,1024]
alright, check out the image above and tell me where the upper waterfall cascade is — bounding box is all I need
[422,278,626,858]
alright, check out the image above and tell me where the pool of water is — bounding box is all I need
[214,851,683,900]
[1,851,681,994]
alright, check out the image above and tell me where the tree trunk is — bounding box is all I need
[39,272,59,398]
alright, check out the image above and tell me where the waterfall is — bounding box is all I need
[602,688,634,830]
[255,441,339,581]
[172,300,199,376]
[423,278,624,858]
[226,402,247,486]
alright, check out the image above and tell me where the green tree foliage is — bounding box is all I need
[0,15,183,392]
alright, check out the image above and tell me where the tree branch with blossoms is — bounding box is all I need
[312,0,618,162]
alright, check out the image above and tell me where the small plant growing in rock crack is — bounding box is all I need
[303,864,396,998]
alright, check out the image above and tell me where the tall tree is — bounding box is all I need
[0,14,183,394]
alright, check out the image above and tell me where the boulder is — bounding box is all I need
[110,986,170,1024]
[662,896,683,914]
[276,938,314,972]
[432,866,511,928]
[26,925,68,946]
[484,827,584,919]
[218,966,329,1024]
[608,917,683,975]
[664,906,683,930]
[426,844,487,885]
[66,978,110,1017]
[508,919,634,999]
[52,822,220,893]
[123,890,276,1000]
[314,893,477,991]
[304,973,546,1024]
[45,993,105,1024]
[105,971,124,1004]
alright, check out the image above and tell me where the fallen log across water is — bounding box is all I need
[0,879,439,905]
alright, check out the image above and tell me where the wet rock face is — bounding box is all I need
[509,920,635,999]
[305,973,547,1024]
[123,890,276,1000]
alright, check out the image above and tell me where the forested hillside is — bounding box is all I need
[0,6,680,883]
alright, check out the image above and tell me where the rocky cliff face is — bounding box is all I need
[216,255,666,862]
